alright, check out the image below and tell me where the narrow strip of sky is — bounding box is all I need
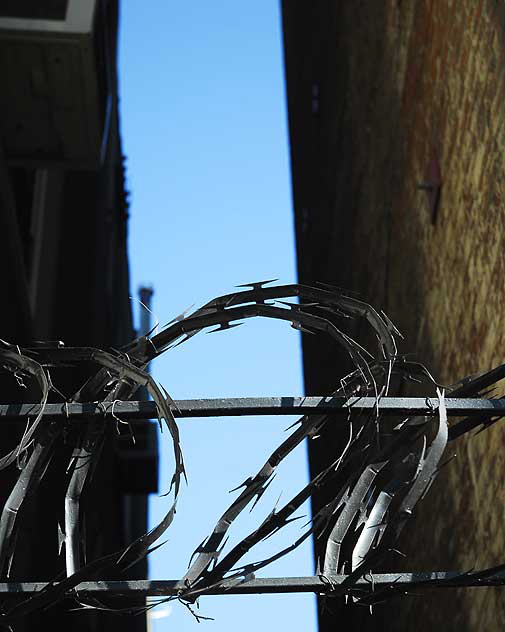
[119,2,316,631]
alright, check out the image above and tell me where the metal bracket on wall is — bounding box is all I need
[417,155,442,224]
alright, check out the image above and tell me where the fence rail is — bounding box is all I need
[1,396,504,422]
[3,571,505,598]
[1,394,503,601]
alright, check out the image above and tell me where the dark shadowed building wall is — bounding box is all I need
[282,2,505,631]
[0,2,157,630]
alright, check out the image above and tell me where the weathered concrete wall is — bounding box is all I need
[283,1,505,630]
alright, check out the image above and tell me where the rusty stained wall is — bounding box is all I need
[283,1,505,630]
[384,2,505,630]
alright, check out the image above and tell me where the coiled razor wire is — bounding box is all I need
[0,281,503,624]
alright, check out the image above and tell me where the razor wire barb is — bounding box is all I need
[0,280,505,624]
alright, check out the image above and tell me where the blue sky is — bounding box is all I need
[119,2,316,630]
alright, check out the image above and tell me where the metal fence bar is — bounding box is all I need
[2,572,505,597]
[1,397,505,422]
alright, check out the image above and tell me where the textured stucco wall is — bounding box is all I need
[283,1,505,630]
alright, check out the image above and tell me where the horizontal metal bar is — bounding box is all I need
[0,397,504,422]
[2,572,505,597]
